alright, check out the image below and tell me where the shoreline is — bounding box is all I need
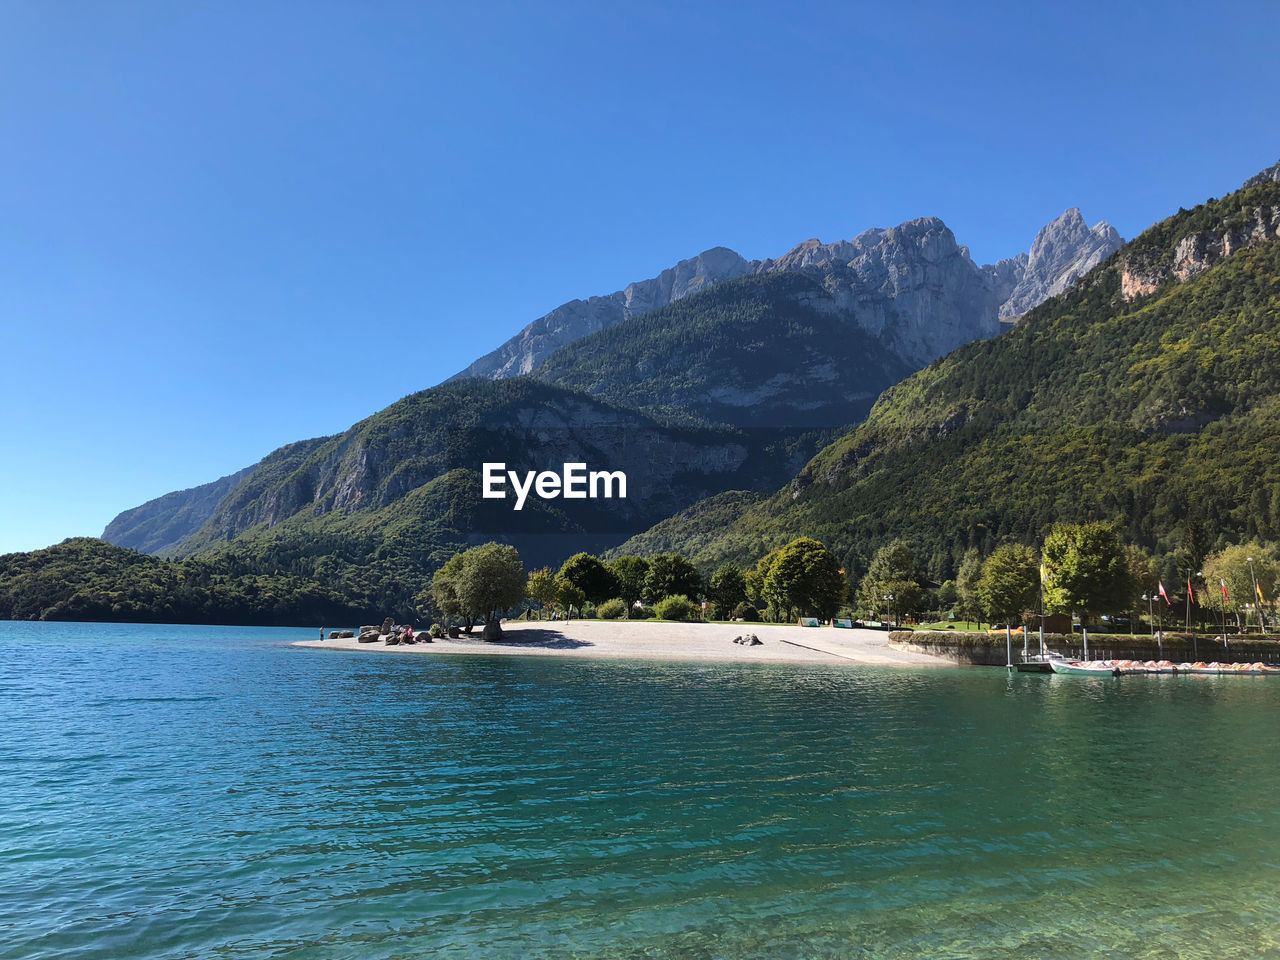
[293,619,951,668]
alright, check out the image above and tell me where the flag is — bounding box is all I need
[1187,577,1196,605]
[1158,581,1171,605]
[1258,581,1266,604]
[1221,579,1230,601]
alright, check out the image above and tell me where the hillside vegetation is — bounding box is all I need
[662,179,1280,581]
[534,272,911,429]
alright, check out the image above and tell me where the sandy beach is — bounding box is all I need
[295,619,949,668]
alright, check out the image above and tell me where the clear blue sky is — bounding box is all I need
[2,1,1278,554]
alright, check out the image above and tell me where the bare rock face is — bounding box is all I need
[450,247,752,381]
[450,210,1124,387]
[756,218,1004,368]
[991,208,1123,319]
[1243,159,1280,188]
[1119,163,1280,301]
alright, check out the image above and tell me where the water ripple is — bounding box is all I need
[2,622,1280,958]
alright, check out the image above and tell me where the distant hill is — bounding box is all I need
[130,378,788,612]
[638,168,1280,581]
[102,465,255,555]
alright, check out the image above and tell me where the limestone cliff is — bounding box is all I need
[1119,160,1280,300]
[453,210,1121,383]
[991,208,1123,319]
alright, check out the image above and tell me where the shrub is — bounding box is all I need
[428,623,444,639]
[580,601,597,619]
[655,594,698,621]
[732,602,762,622]
[597,598,627,620]
[631,605,656,619]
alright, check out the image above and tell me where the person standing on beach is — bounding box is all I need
[319,626,325,641]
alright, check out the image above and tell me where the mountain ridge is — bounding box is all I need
[450,210,1122,381]
[611,167,1280,580]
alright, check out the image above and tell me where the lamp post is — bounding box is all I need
[883,593,895,629]
[1143,592,1162,660]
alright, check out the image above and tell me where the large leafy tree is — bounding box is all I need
[753,549,784,616]
[554,575,587,616]
[431,543,526,633]
[557,552,619,604]
[976,544,1039,624]
[429,553,468,627]
[1041,522,1134,624]
[1201,543,1278,630]
[858,539,922,620]
[707,563,748,615]
[765,538,846,620]
[526,567,558,619]
[954,548,984,625]
[607,556,650,616]
[643,554,702,604]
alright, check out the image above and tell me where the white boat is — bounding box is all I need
[1050,659,1280,676]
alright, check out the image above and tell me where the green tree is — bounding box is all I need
[430,553,468,628]
[753,550,784,618]
[643,554,702,604]
[765,538,846,620]
[606,556,650,616]
[1041,522,1135,625]
[554,575,587,618]
[557,552,619,604]
[1201,543,1278,630]
[432,543,527,634]
[1176,512,1212,583]
[976,544,1039,624]
[954,548,983,625]
[526,567,558,619]
[707,563,748,615]
[858,539,922,622]
[1124,546,1159,631]
[744,565,765,606]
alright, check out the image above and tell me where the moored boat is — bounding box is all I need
[1050,659,1280,676]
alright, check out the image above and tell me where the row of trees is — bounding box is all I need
[420,523,1280,635]
[857,522,1280,631]
[420,537,854,629]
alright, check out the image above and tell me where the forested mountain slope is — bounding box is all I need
[641,172,1280,581]
[532,272,912,429]
[123,378,781,612]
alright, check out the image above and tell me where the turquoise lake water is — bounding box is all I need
[3,621,1280,959]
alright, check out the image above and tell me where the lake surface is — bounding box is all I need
[2,621,1279,959]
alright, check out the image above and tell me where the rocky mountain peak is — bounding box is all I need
[1244,159,1280,189]
[993,208,1124,319]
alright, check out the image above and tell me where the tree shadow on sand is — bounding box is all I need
[489,628,594,650]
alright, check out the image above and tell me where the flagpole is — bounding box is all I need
[1220,578,1229,652]
[1248,557,1263,634]
[1185,568,1192,632]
